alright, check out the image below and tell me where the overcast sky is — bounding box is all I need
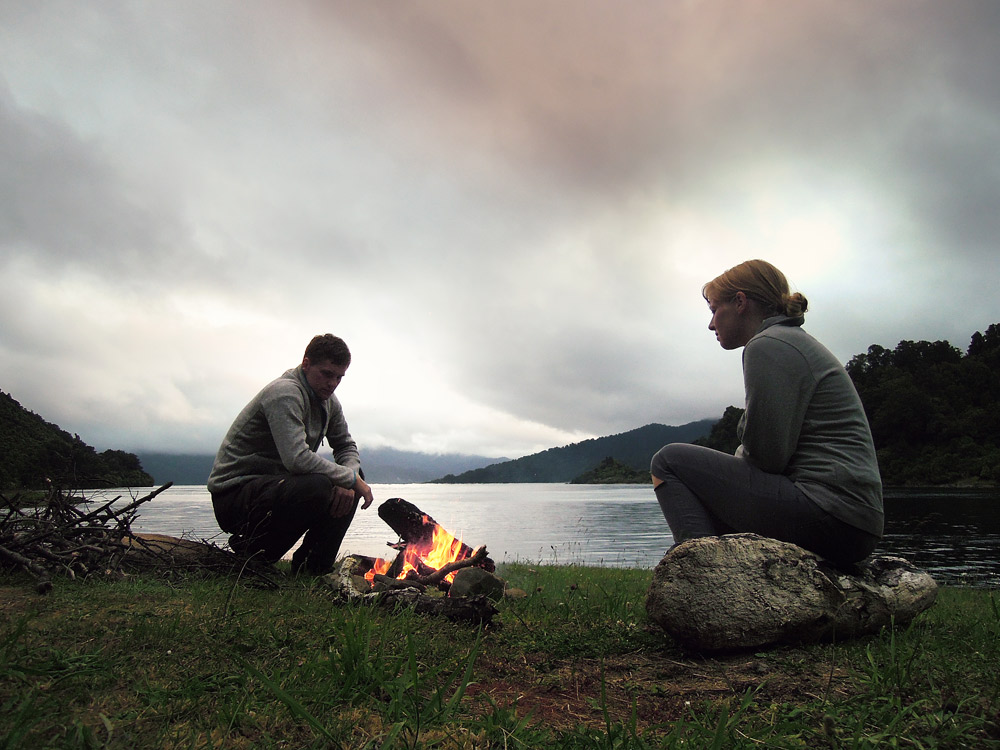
[2,1,998,461]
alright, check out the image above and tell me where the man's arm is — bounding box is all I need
[351,475,374,509]
[261,386,358,488]
[324,394,373,509]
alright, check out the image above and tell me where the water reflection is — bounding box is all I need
[97,483,1000,588]
[879,488,1000,588]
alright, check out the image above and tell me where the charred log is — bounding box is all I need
[372,574,427,592]
[377,497,496,573]
[377,497,439,546]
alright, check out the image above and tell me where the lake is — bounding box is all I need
[97,483,1000,588]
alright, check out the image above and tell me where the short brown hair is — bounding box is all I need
[304,334,351,367]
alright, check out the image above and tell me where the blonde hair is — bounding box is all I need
[702,259,808,317]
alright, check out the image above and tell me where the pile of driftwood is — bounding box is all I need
[0,483,278,593]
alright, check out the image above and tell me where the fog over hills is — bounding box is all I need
[138,420,715,485]
[136,447,503,486]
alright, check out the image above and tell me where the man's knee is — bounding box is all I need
[291,474,336,503]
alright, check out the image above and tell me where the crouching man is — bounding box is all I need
[207,333,374,575]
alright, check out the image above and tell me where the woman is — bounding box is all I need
[650,259,883,566]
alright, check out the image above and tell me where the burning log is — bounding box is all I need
[376,497,495,580]
[372,574,427,592]
[414,545,489,587]
[378,497,442,546]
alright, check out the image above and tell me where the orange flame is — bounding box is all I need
[364,515,468,585]
[364,557,393,584]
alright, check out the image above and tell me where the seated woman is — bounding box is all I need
[650,259,883,566]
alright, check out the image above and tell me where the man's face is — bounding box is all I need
[302,357,348,400]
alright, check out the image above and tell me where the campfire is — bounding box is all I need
[364,520,468,585]
[325,498,501,625]
[359,497,495,590]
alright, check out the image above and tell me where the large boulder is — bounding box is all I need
[448,567,507,601]
[645,534,938,652]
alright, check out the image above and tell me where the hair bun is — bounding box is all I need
[783,292,808,316]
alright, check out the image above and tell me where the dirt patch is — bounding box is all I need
[0,585,54,621]
[466,646,856,731]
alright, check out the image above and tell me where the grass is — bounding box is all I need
[1,563,998,749]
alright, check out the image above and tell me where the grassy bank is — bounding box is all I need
[1,564,998,749]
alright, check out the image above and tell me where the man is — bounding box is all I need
[208,334,374,575]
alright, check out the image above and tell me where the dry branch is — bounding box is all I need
[0,483,279,591]
[412,545,489,587]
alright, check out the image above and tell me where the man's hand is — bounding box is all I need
[329,486,357,518]
[353,476,375,509]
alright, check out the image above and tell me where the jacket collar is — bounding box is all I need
[756,314,805,335]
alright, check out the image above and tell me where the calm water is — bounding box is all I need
[94,483,1000,588]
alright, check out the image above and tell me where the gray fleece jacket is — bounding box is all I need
[738,315,884,536]
[207,365,361,495]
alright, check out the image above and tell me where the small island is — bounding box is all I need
[570,456,649,484]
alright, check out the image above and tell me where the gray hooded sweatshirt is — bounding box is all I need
[207,365,361,495]
[737,315,884,536]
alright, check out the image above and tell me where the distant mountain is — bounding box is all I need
[137,453,216,486]
[0,390,152,490]
[137,446,504,486]
[358,446,506,484]
[432,420,716,483]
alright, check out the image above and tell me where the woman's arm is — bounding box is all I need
[739,336,815,473]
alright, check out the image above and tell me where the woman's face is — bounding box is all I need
[707,293,749,350]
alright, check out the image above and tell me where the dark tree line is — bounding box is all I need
[569,456,650,484]
[698,324,1000,487]
[693,405,745,455]
[0,391,152,491]
[846,323,1000,485]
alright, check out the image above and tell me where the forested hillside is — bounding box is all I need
[847,323,1000,485]
[692,405,744,454]
[434,421,715,483]
[0,391,152,490]
[695,324,1000,487]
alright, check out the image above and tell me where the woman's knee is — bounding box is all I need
[650,442,690,481]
